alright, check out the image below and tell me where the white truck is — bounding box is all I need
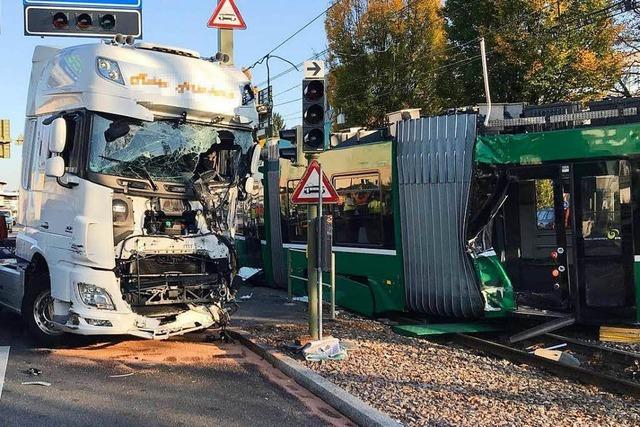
[0,39,261,344]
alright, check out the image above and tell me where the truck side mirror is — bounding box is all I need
[49,118,67,154]
[45,156,65,178]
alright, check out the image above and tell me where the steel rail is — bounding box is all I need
[455,333,640,398]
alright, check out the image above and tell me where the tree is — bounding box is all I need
[443,0,628,106]
[325,0,447,128]
[271,112,286,137]
[611,7,640,97]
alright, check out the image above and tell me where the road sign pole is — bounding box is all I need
[317,163,323,340]
[218,28,234,65]
[306,154,319,340]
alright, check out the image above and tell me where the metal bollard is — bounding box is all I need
[287,249,292,299]
[330,252,336,320]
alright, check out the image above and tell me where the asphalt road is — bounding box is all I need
[0,310,348,427]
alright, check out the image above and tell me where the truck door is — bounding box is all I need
[573,160,634,321]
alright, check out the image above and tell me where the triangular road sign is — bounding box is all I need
[291,160,340,205]
[208,0,247,30]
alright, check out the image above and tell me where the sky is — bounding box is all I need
[0,0,330,190]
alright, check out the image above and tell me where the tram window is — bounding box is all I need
[332,172,385,247]
[581,175,622,256]
[535,179,554,230]
[535,179,571,230]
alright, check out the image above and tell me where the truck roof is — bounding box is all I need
[26,41,257,128]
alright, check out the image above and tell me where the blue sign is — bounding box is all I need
[24,0,141,8]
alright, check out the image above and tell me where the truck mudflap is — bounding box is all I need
[59,303,228,340]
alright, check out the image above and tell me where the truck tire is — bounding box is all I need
[23,271,64,346]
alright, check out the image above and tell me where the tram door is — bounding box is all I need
[502,165,572,311]
[573,161,634,320]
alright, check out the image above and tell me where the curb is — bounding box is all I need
[227,329,403,427]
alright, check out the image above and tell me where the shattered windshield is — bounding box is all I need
[89,114,253,185]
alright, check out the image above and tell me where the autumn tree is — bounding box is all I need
[325,0,447,127]
[443,0,629,106]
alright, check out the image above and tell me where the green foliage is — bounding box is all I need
[442,0,624,105]
[536,179,554,210]
[326,0,447,127]
[325,0,631,126]
[271,112,286,137]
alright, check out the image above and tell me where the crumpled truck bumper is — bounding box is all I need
[59,304,223,340]
[52,263,224,340]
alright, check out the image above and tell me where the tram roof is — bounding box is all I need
[476,122,640,165]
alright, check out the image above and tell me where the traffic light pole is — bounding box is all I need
[218,29,234,65]
[306,153,319,340]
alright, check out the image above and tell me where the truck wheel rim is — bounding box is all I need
[33,290,63,336]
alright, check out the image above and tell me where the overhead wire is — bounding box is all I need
[247,2,340,70]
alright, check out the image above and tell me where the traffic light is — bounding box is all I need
[302,79,327,153]
[24,6,142,38]
[279,126,303,165]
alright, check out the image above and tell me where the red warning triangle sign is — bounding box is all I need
[291,160,340,205]
[208,0,247,30]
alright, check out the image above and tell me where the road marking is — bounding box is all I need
[0,346,9,400]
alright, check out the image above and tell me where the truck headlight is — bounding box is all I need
[77,283,116,310]
[96,57,125,85]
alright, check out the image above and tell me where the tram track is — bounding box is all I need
[453,333,640,398]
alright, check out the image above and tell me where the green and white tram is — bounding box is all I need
[238,99,640,325]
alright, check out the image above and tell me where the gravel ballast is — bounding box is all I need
[243,310,640,427]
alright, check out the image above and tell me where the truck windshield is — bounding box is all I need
[89,114,253,185]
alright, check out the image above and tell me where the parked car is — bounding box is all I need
[0,210,15,233]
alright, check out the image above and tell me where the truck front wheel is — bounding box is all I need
[23,272,64,346]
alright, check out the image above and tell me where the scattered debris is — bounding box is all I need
[245,310,640,427]
[109,372,135,378]
[239,293,253,300]
[21,381,51,387]
[24,368,42,376]
[526,343,567,352]
[601,326,640,344]
[237,267,261,280]
[291,296,308,303]
[302,337,347,362]
[533,348,581,367]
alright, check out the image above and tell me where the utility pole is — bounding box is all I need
[306,153,319,340]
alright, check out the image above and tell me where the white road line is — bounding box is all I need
[0,346,9,400]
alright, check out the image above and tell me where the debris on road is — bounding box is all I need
[239,293,253,300]
[302,338,347,362]
[24,368,42,376]
[533,348,581,367]
[21,381,51,387]
[109,372,135,378]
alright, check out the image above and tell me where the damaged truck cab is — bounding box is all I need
[0,41,260,342]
